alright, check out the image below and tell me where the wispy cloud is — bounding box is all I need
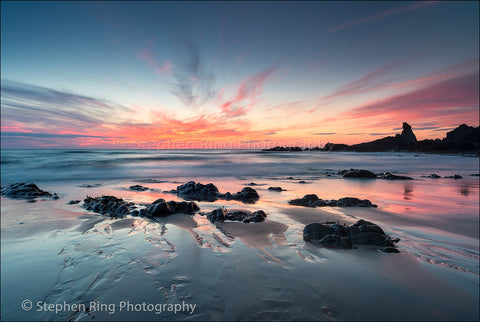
[219,67,276,118]
[1,81,132,132]
[170,41,217,108]
[324,1,438,33]
[1,132,107,139]
[347,71,479,121]
[1,81,135,148]
[136,39,173,76]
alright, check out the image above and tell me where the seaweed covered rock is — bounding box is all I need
[1,182,56,200]
[220,187,260,203]
[205,208,267,223]
[378,172,413,180]
[303,219,398,250]
[341,169,377,178]
[175,181,260,203]
[83,195,200,218]
[83,195,135,218]
[129,185,149,191]
[289,194,377,208]
[176,181,220,201]
[288,194,320,207]
[268,186,285,192]
[145,199,200,217]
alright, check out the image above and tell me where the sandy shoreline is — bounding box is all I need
[1,174,478,321]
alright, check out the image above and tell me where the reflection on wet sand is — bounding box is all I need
[403,184,413,200]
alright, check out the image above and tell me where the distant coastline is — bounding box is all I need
[262,122,480,155]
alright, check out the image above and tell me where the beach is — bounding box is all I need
[1,149,479,321]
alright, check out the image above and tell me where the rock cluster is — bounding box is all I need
[129,185,149,191]
[173,181,260,203]
[219,187,260,203]
[1,182,58,200]
[83,195,135,218]
[176,181,220,201]
[338,169,413,180]
[140,198,200,217]
[268,186,285,192]
[83,196,199,218]
[289,194,377,208]
[377,172,413,180]
[339,169,377,178]
[204,208,267,223]
[303,219,399,251]
[322,122,479,153]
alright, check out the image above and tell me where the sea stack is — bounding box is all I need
[398,122,417,146]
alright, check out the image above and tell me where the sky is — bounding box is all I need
[1,0,479,149]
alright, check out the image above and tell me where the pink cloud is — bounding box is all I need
[342,71,479,123]
[325,1,438,33]
[136,39,173,77]
[217,67,275,118]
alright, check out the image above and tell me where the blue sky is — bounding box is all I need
[1,1,478,148]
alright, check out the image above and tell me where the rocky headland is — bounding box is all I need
[263,122,479,154]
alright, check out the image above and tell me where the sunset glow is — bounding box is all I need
[1,1,478,149]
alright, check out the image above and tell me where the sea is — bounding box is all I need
[1,149,479,321]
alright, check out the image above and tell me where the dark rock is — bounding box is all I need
[342,169,377,178]
[1,182,54,200]
[336,197,377,208]
[299,180,307,184]
[145,199,200,217]
[315,235,354,249]
[129,185,149,191]
[378,172,413,180]
[152,198,166,205]
[234,187,259,201]
[262,146,303,152]
[329,224,349,236]
[444,124,479,149]
[139,208,148,217]
[149,202,170,217]
[320,122,479,153]
[251,210,267,222]
[83,195,134,218]
[268,186,284,192]
[206,208,227,222]
[349,220,392,246]
[289,194,320,207]
[115,204,130,216]
[205,208,267,223]
[163,189,178,194]
[166,200,200,214]
[130,210,139,217]
[398,122,417,146]
[471,173,480,176]
[220,187,260,203]
[303,223,332,242]
[444,175,463,179]
[323,143,353,152]
[380,247,400,253]
[246,182,258,186]
[176,181,220,201]
[68,200,81,204]
[304,219,398,250]
[428,173,441,179]
[289,195,377,208]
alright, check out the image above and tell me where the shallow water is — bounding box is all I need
[1,149,479,321]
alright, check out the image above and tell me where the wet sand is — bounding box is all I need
[1,174,479,321]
